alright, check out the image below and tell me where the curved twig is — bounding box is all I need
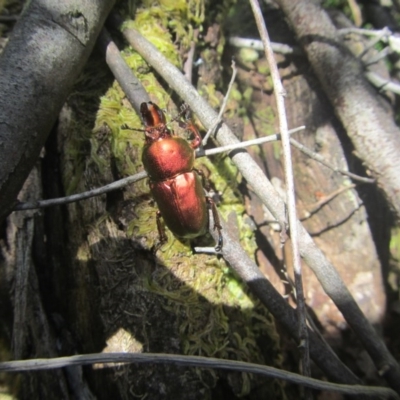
[13,131,305,211]
[14,172,147,211]
[0,353,397,399]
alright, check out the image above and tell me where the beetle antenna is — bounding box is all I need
[121,124,146,133]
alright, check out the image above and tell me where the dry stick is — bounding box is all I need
[248,0,311,383]
[113,19,400,389]
[290,138,375,184]
[364,47,391,66]
[273,0,400,391]
[0,0,117,221]
[358,27,391,59]
[202,61,237,146]
[97,28,150,114]
[300,184,357,220]
[365,71,400,96]
[229,36,302,55]
[13,132,305,211]
[14,130,305,211]
[13,172,148,211]
[0,354,398,399]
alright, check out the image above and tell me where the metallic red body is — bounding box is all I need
[150,172,208,238]
[140,102,209,240]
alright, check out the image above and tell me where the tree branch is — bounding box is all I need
[0,0,116,221]
[248,0,310,383]
[0,353,398,399]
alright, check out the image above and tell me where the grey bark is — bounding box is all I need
[0,0,116,221]
[274,0,400,220]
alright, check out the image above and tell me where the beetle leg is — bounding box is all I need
[186,121,202,149]
[194,168,210,191]
[206,197,223,251]
[156,210,168,247]
[176,105,202,149]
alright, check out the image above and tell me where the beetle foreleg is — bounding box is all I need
[206,197,223,251]
[176,105,202,150]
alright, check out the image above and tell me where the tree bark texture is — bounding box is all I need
[274,0,400,220]
[0,0,116,221]
[229,3,387,335]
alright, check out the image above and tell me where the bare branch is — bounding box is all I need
[14,172,147,211]
[290,138,375,183]
[365,71,400,96]
[249,0,310,381]
[0,353,398,399]
[300,184,357,220]
[0,0,116,221]
[202,60,237,145]
[97,28,149,114]
[229,36,302,55]
[14,131,306,211]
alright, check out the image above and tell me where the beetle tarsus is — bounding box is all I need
[206,196,223,251]
[176,105,202,149]
[194,168,210,192]
[156,210,168,248]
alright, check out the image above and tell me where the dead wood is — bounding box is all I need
[274,0,400,221]
[0,0,116,221]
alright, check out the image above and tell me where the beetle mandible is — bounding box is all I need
[139,101,223,250]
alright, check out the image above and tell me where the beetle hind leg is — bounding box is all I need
[154,210,168,251]
[206,197,223,251]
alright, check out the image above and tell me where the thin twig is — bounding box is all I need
[229,36,301,55]
[365,71,400,96]
[0,353,397,399]
[13,131,305,211]
[364,47,391,66]
[290,138,375,183]
[201,126,305,156]
[358,27,391,59]
[300,184,357,220]
[248,0,311,384]
[202,60,237,145]
[338,27,392,39]
[0,352,393,397]
[0,15,19,22]
[14,172,147,211]
[97,28,149,114]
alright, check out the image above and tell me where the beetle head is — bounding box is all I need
[140,102,171,141]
